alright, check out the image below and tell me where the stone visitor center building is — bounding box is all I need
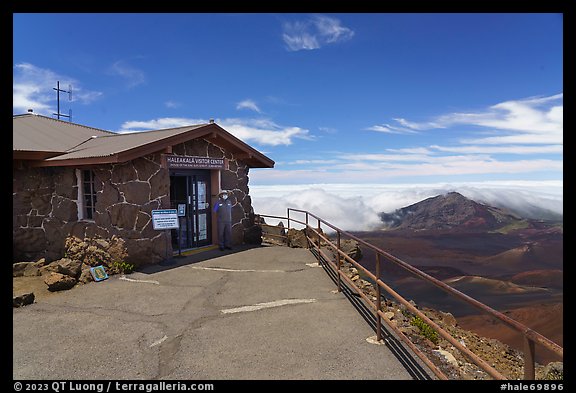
[13,113,274,266]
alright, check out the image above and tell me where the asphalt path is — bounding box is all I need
[13,245,420,380]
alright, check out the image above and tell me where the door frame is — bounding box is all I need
[169,169,212,250]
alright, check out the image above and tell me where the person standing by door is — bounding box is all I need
[214,190,233,251]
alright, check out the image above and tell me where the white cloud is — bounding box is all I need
[236,99,262,113]
[220,118,311,146]
[250,156,562,184]
[108,60,145,88]
[252,187,383,231]
[118,116,311,146]
[460,133,562,145]
[338,94,560,183]
[393,117,443,130]
[313,15,355,43]
[385,147,432,154]
[288,159,339,165]
[318,126,337,134]
[164,100,181,108]
[428,144,563,154]
[282,15,354,52]
[13,62,103,115]
[366,124,419,134]
[118,117,205,132]
[250,181,563,231]
[386,94,563,145]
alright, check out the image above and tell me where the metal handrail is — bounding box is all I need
[256,209,563,380]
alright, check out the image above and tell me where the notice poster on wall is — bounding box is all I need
[152,209,180,230]
[197,182,207,210]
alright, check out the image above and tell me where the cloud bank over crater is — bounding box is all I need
[250,181,562,231]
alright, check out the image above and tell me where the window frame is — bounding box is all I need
[76,169,98,221]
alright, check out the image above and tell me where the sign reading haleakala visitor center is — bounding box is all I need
[165,155,225,170]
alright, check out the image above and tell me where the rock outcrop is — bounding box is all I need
[13,292,35,307]
[44,272,77,292]
[12,234,135,302]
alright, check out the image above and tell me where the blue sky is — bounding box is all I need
[13,13,563,227]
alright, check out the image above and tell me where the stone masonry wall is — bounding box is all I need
[13,137,261,266]
[13,154,170,266]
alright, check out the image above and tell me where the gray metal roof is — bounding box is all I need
[13,113,207,159]
[45,125,207,161]
[13,114,115,153]
[13,113,274,168]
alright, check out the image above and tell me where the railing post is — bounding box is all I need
[336,231,341,292]
[376,253,382,342]
[316,218,321,263]
[287,209,290,230]
[523,336,536,379]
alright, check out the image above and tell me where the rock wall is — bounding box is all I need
[13,164,78,262]
[13,155,170,265]
[13,137,261,266]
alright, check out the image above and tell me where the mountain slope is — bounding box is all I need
[379,192,527,232]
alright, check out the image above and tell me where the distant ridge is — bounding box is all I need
[379,192,527,232]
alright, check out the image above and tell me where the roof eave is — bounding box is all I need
[25,123,275,169]
[30,155,122,167]
[13,151,65,161]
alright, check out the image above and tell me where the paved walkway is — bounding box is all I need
[13,245,422,380]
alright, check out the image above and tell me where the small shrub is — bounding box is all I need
[410,316,439,345]
[109,260,135,275]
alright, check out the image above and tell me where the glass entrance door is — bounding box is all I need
[169,171,212,250]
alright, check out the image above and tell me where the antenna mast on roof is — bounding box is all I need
[53,81,72,122]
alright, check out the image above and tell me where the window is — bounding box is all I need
[82,170,97,220]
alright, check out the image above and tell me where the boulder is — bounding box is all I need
[13,262,31,277]
[44,272,77,292]
[287,228,308,248]
[339,239,362,262]
[541,362,563,380]
[55,258,83,278]
[258,221,285,246]
[79,265,95,284]
[304,226,325,246]
[13,258,47,277]
[325,239,362,265]
[13,292,35,307]
[383,311,395,320]
[39,258,82,278]
[399,325,420,336]
[434,349,459,368]
[440,311,458,327]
